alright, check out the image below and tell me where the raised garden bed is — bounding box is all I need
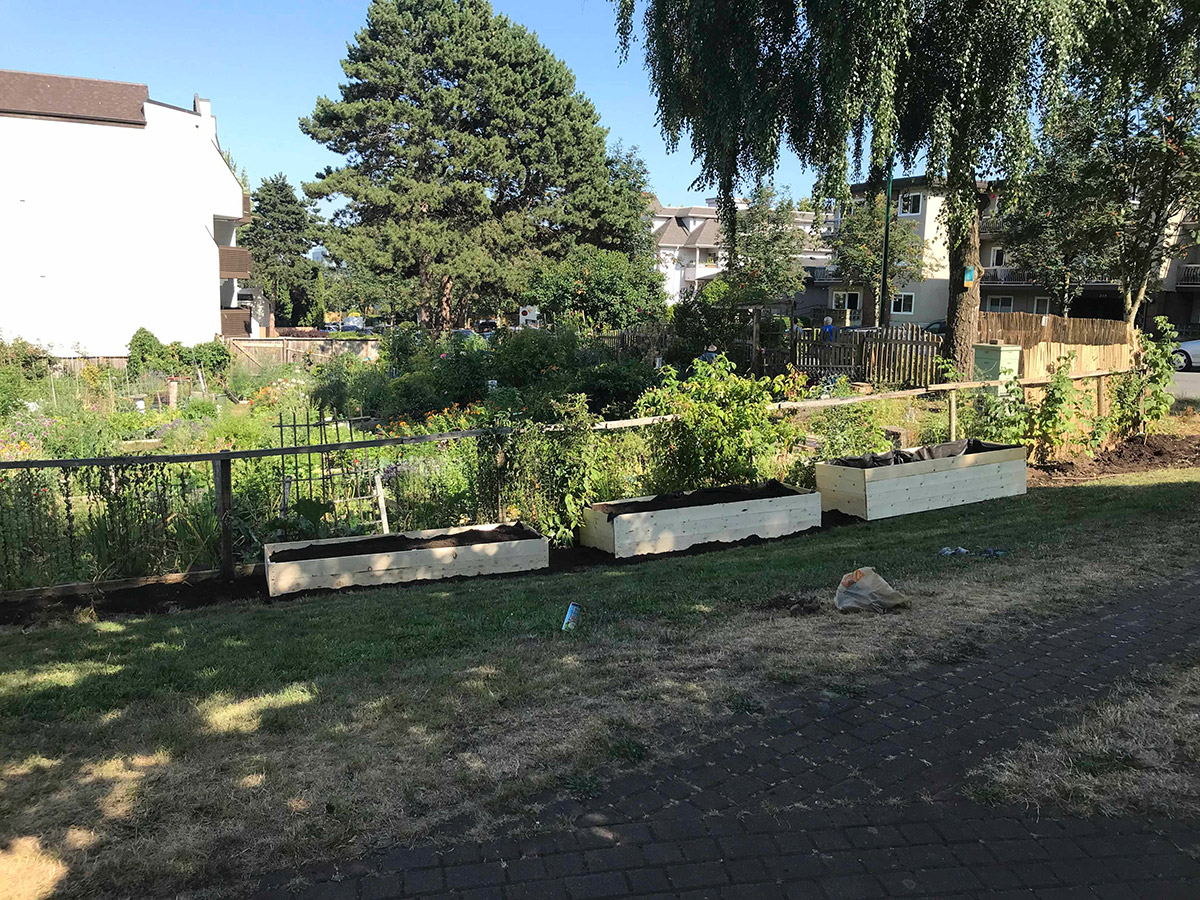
[264,523,549,596]
[815,439,1026,521]
[578,481,821,559]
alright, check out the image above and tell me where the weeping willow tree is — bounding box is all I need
[615,0,1081,371]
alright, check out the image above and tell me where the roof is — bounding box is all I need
[849,174,941,196]
[681,218,722,248]
[0,70,148,127]
[653,218,690,246]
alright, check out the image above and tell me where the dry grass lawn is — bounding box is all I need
[970,659,1200,820]
[3,466,1200,899]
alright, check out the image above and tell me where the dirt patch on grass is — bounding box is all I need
[1029,434,1200,486]
[969,659,1200,819]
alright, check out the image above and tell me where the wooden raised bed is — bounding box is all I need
[814,440,1026,521]
[578,481,821,559]
[264,523,549,597]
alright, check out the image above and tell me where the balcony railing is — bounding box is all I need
[1180,264,1200,286]
[982,267,1118,286]
[684,262,724,281]
[218,246,253,280]
[809,266,841,282]
[982,266,1036,284]
[979,215,1003,233]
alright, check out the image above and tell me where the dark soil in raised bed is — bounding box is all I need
[267,523,538,563]
[591,480,804,519]
[1028,434,1200,486]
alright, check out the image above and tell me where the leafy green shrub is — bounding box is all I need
[192,340,232,376]
[960,387,1026,444]
[0,337,50,416]
[127,329,232,379]
[810,401,893,461]
[666,280,749,365]
[1021,356,1096,463]
[492,328,576,389]
[567,358,657,417]
[636,355,790,493]
[522,244,667,330]
[311,353,393,417]
[1105,317,1177,439]
[504,395,610,543]
[181,398,219,421]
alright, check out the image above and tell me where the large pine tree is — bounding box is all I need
[302,0,648,328]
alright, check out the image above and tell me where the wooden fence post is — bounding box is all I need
[212,451,234,580]
[949,389,958,441]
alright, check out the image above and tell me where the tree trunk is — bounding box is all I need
[439,276,454,331]
[944,194,987,376]
[1124,280,1147,326]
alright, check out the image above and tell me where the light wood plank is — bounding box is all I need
[580,486,820,558]
[264,527,549,597]
[861,446,1027,482]
[863,461,1025,499]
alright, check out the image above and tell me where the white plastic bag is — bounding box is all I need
[835,567,904,612]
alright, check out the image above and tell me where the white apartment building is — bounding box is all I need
[650,196,832,302]
[0,70,254,357]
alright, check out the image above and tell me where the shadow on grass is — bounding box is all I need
[4,471,1200,899]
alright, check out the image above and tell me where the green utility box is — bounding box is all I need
[973,342,1022,394]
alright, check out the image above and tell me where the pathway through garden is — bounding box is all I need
[255,570,1200,899]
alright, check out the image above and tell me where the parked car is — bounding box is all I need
[1173,339,1200,370]
[924,319,947,335]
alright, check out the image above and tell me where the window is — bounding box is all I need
[987,296,1014,313]
[1033,296,1051,315]
[833,291,861,311]
[992,247,1007,267]
[899,193,922,216]
[892,293,915,315]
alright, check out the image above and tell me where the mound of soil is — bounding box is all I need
[1029,434,1200,486]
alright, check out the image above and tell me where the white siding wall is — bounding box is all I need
[0,100,244,356]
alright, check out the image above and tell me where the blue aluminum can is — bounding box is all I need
[561,602,581,631]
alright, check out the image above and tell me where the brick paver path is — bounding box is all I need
[256,571,1200,899]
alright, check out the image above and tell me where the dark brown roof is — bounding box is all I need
[653,218,690,246]
[682,219,722,248]
[0,70,147,126]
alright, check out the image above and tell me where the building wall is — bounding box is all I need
[0,99,245,356]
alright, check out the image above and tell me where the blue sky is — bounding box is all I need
[3,0,817,206]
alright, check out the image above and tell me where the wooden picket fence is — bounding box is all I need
[860,324,944,386]
[765,323,943,387]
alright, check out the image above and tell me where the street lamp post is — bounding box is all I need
[879,153,895,327]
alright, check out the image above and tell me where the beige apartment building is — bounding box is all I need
[653,173,1197,332]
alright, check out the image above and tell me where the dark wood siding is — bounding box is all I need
[221,308,251,338]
